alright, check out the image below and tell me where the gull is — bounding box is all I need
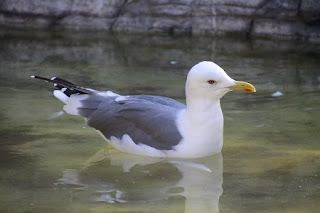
[32,61,256,158]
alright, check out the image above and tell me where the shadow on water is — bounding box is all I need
[0,28,320,212]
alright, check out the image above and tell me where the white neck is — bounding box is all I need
[185,96,223,131]
[173,94,224,158]
[185,83,223,121]
[186,95,220,113]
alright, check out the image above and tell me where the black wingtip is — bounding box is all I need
[32,75,94,95]
[31,75,53,82]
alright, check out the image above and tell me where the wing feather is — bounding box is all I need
[77,94,185,150]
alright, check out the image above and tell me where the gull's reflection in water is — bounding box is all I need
[56,147,223,213]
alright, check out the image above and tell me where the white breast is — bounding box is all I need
[170,104,224,158]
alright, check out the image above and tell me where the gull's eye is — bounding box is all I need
[207,80,215,84]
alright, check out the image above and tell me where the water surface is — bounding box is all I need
[0,29,320,213]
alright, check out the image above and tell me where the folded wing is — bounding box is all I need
[76,94,186,150]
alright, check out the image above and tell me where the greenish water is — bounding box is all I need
[0,29,320,213]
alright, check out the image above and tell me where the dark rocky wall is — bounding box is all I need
[0,0,319,42]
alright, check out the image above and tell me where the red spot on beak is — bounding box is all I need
[244,89,252,92]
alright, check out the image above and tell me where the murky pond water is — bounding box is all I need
[0,28,319,213]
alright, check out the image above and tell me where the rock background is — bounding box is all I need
[0,0,320,42]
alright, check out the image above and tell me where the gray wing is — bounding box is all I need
[77,94,186,150]
[131,95,186,109]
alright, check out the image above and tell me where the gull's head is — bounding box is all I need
[186,61,256,100]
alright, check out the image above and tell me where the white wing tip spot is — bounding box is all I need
[115,96,129,102]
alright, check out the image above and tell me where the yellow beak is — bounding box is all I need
[228,81,256,92]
